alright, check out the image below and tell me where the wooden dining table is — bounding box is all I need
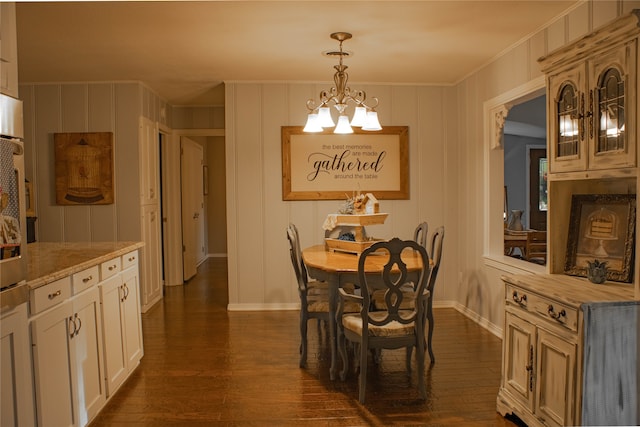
[302,244,425,380]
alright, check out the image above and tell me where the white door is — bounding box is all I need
[181,137,204,281]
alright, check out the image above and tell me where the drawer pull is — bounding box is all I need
[82,275,93,283]
[48,290,62,300]
[548,305,566,321]
[108,264,117,271]
[68,315,77,338]
[512,291,527,305]
[128,256,136,262]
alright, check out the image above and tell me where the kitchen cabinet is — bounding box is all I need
[140,205,163,312]
[538,11,640,289]
[497,274,638,426]
[100,251,144,396]
[31,283,105,427]
[139,117,160,205]
[499,283,577,426]
[0,2,19,98]
[23,243,143,427]
[546,40,636,173]
[1,303,35,427]
[139,117,163,312]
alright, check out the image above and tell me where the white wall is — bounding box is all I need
[19,82,165,243]
[224,83,457,310]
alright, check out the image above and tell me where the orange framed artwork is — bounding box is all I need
[281,126,409,201]
[54,132,114,205]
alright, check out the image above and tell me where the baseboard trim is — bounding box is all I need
[450,302,503,338]
[227,303,300,311]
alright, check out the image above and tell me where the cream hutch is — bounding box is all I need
[497,10,640,427]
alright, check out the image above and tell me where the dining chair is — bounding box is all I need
[525,230,547,265]
[287,223,356,368]
[336,237,430,403]
[287,224,329,368]
[371,226,445,362]
[413,221,428,249]
[371,221,427,309]
[416,225,444,362]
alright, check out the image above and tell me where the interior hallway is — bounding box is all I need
[89,257,522,426]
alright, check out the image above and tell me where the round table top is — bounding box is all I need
[302,244,424,274]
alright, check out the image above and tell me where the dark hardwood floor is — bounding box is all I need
[89,258,522,426]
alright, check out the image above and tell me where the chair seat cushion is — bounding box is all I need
[308,280,355,294]
[308,300,360,313]
[341,310,416,337]
[306,283,359,313]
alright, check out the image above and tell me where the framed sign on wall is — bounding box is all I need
[54,132,114,205]
[281,126,409,201]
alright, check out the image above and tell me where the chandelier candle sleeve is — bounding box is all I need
[304,32,381,134]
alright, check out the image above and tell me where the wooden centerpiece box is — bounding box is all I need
[324,213,388,254]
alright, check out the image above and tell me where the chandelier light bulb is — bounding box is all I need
[303,113,323,132]
[362,111,382,131]
[318,106,335,128]
[350,106,367,127]
[334,115,354,134]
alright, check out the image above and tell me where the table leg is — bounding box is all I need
[328,276,339,380]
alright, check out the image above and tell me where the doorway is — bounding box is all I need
[504,94,547,230]
[159,129,227,288]
[528,148,547,231]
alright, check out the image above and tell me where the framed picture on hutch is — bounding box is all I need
[564,193,636,283]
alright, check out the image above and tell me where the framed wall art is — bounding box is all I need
[54,132,114,205]
[281,126,409,201]
[564,193,636,283]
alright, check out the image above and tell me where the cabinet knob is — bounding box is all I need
[82,275,93,283]
[48,290,62,300]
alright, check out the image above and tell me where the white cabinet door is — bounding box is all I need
[100,274,128,396]
[535,328,576,427]
[0,3,19,97]
[139,117,159,205]
[140,204,163,312]
[502,312,536,412]
[587,40,637,170]
[547,63,588,173]
[72,286,106,426]
[31,301,76,427]
[100,265,144,396]
[121,267,144,370]
[1,303,35,427]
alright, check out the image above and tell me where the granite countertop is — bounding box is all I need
[27,241,144,289]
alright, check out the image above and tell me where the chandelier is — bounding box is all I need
[303,32,382,134]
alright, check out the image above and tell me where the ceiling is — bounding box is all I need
[15,1,578,106]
